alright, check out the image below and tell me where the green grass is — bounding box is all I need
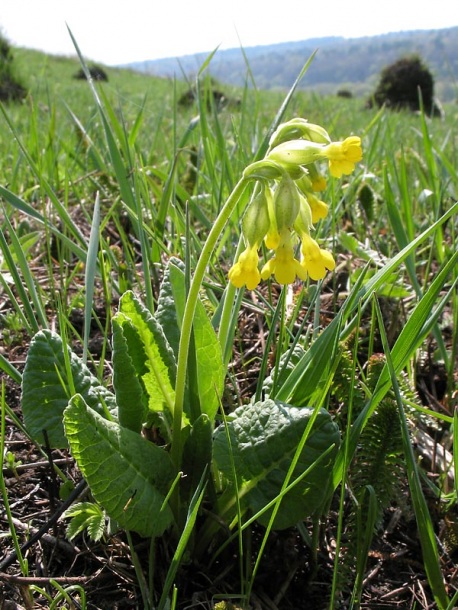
[1,45,457,609]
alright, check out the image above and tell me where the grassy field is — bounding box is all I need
[0,45,457,609]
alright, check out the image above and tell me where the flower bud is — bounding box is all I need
[273,175,300,231]
[294,195,313,235]
[243,159,283,181]
[296,173,314,196]
[241,185,271,247]
[269,118,331,149]
[267,140,327,170]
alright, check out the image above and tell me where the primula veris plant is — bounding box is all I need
[228,118,363,289]
[17,95,458,607]
[20,116,363,604]
[21,264,340,541]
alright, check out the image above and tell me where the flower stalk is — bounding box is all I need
[171,176,250,467]
[172,118,363,467]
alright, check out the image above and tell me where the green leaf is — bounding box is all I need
[155,257,184,360]
[263,344,305,399]
[64,394,175,538]
[63,502,106,542]
[112,318,147,433]
[22,330,117,448]
[168,261,224,421]
[181,414,212,500]
[374,300,449,609]
[115,291,176,415]
[350,267,413,299]
[276,314,342,406]
[191,303,224,421]
[333,253,458,490]
[213,399,340,529]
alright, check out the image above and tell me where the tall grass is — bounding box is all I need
[0,45,457,609]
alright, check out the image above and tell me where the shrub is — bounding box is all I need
[73,65,109,82]
[368,55,435,114]
[337,89,353,99]
[178,77,240,110]
[0,31,27,102]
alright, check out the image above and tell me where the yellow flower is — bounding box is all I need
[300,233,336,280]
[324,136,362,178]
[295,177,328,225]
[308,163,327,192]
[264,228,281,250]
[311,175,327,192]
[306,192,329,223]
[260,230,307,285]
[228,245,261,290]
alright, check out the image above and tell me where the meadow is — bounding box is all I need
[0,43,457,610]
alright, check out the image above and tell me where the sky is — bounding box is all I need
[0,0,456,66]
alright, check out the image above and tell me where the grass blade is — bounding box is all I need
[374,298,449,609]
[157,474,207,610]
[82,192,101,364]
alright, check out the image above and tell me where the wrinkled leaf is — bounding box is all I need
[263,345,305,399]
[112,317,147,432]
[22,329,117,448]
[115,291,176,415]
[155,256,184,359]
[213,399,340,529]
[64,394,175,538]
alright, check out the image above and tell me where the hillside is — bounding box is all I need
[126,27,458,101]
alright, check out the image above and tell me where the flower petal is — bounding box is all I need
[228,247,261,290]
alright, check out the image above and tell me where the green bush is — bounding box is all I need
[368,55,435,114]
[0,31,27,102]
[73,64,109,82]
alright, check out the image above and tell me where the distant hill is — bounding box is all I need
[125,27,458,102]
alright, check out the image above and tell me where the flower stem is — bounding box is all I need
[171,176,249,468]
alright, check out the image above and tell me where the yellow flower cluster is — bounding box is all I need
[228,119,363,290]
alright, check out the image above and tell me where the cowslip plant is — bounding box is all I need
[18,106,458,608]
[20,117,360,598]
[21,263,339,535]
